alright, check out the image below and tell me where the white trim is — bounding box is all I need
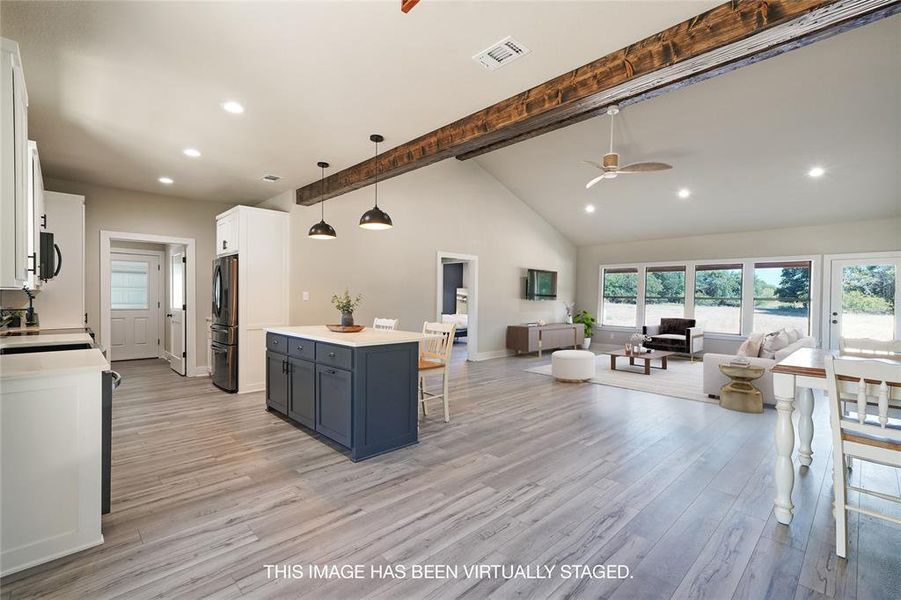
[597,254,820,340]
[100,231,198,377]
[436,251,479,362]
[471,349,514,361]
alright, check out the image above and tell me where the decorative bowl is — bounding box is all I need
[326,324,365,333]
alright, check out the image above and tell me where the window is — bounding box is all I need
[645,266,686,325]
[111,260,149,310]
[840,263,896,340]
[694,264,742,334]
[601,268,638,327]
[753,261,811,334]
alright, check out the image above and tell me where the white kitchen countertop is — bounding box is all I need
[0,348,110,379]
[0,332,94,350]
[264,325,428,348]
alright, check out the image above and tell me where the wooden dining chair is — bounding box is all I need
[824,356,901,558]
[419,321,456,422]
[839,337,901,356]
[373,317,399,331]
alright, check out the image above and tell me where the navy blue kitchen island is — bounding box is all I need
[263,326,425,461]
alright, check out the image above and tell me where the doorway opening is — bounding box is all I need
[100,231,199,376]
[436,251,478,362]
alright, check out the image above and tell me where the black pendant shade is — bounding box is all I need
[359,134,393,230]
[308,161,337,239]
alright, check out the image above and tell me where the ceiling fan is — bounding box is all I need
[584,105,672,189]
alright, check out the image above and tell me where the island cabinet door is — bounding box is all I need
[265,351,288,415]
[288,357,315,429]
[315,365,352,448]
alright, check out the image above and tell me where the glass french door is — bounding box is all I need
[828,255,900,349]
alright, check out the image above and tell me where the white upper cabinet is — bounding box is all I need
[216,211,238,256]
[1,38,30,289]
[26,140,44,288]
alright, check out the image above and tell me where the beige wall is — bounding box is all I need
[575,217,901,351]
[264,159,576,359]
[44,178,236,368]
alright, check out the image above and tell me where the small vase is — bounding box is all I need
[341,312,354,327]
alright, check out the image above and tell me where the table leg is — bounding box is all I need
[797,387,814,467]
[610,356,616,371]
[644,359,650,375]
[773,373,797,524]
[661,356,668,370]
[629,357,635,366]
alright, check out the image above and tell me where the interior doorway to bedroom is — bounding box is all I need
[436,251,478,362]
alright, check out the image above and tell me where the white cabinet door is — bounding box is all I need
[26,141,43,288]
[215,214,236,255]
[216,213,238,255]
[1,41,29,289]
[36,192,85,328]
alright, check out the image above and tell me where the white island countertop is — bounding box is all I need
[264,325,428,348]
[0,348,110,379]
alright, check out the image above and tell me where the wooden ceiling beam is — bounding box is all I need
[401,0,420,14]
[296,0,898,206]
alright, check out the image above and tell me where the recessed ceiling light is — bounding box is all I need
[222,100,244,114]
[158,176,174,185]
[585,204,596,213]
[677,188,691,199]
[808,166,825,178]
[183,148,201,158]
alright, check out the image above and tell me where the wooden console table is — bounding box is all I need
[506,324,583,357]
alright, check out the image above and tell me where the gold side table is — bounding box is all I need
[718,364,766,413]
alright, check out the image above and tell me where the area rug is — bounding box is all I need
[526,353,715,404]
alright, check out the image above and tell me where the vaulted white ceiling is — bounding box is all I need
[0,0,717,204]
[475,16,901,245]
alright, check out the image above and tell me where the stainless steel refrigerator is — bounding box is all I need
[211,254,238,392]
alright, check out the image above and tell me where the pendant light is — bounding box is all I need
[308,161,337,239]
[359,134,393,230]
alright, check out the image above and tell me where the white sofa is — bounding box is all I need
[703,336,816,406]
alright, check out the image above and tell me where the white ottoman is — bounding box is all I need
[551,350,595,382]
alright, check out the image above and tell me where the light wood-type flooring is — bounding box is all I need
[2,349,899,599]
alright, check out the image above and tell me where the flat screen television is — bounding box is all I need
[525,269,558,300]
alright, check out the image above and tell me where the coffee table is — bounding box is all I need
[606,349,675,375]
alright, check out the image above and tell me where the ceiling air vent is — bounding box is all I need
[473,36,530,71]
[260,174,281,183]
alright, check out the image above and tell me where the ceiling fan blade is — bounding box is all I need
[585,174,608,189]
[618,162,673,173]
[582,160,605,171]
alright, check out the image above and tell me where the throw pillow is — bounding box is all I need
[761,330,791,359]
[783,327,801,343]
[737,333,764,357]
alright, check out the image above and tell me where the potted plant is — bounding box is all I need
[572,310,597,349]
[331,289,363,327]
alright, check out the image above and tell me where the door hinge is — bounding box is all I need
[158,265,160,271]
[84,312,88,324]
[158,301,160,308]
[157,338,160,345]
[182,303,186,310]
[182,351,186,358]
[182,256,186,263]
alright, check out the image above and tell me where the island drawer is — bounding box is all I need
[266,333,287,353]
[287,337,315,361]
[316,342,353,370]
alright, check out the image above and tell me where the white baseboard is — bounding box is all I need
[470,349,515,361]
[187,366,210,377]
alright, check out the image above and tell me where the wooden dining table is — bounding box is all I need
[770,347,901,525]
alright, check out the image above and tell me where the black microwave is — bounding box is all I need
[39,231,62,281]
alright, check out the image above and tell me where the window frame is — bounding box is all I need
[600,267,640,328]
[596,255,819,340]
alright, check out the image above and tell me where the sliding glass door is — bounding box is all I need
[828,255,900,349]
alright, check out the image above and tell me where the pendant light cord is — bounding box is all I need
[609,112,614,154]
[320,164,325,220]
[373,138,379,208]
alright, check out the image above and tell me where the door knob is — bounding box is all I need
[166,313,173,318]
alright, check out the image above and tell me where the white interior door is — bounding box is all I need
[110,252,161,361]
[167,247,186,375]
[828,256,900,350]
